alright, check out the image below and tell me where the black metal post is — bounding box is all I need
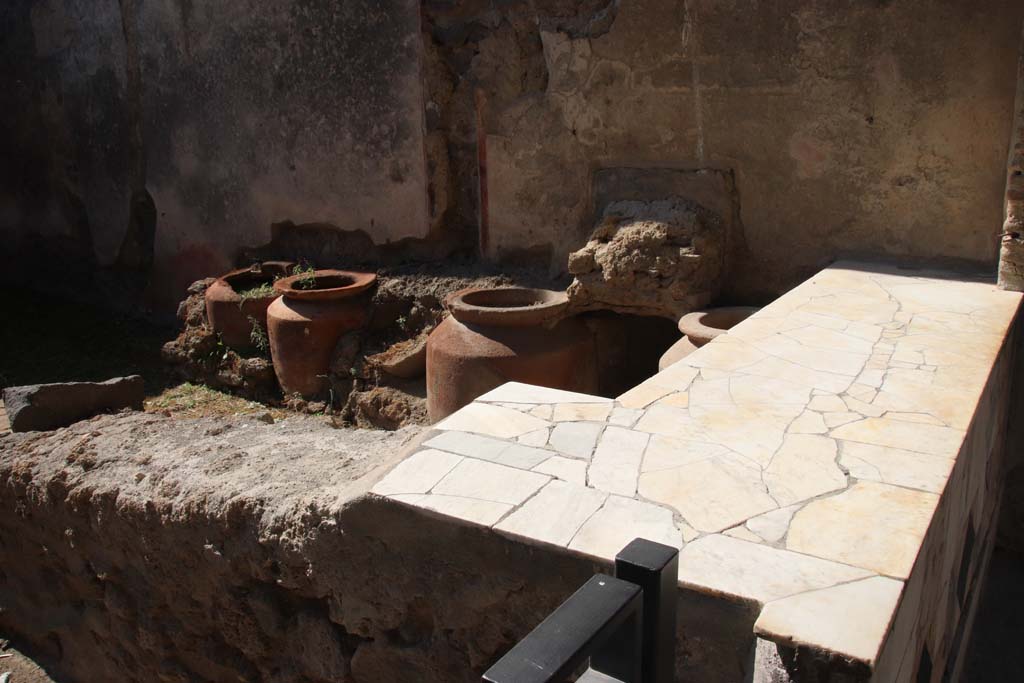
[482,574,643,683]
[481,538,679,683]
[597,539,679,683]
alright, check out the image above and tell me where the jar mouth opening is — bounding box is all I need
[218,262,296,296]
[273,269,377,301]
[224,272,275,289]
[447,287,569,327]
[677,306,761,341]
[302,274,355,290]
[459,288,557,309]
[693,307,759,331]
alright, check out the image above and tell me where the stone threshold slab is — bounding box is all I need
[370,261,1022,673]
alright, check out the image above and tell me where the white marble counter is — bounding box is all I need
[370,262,1021,678]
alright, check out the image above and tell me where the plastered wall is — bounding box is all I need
[1,0,1022,311]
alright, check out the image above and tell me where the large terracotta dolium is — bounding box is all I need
[426,288,598,422]
[205,261,294,352]
[676,306,760,346]
[267,269,376,398]
[660,305,760,369]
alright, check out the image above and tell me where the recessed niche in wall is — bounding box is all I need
[581,312,680,398]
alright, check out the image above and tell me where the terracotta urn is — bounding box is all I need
[677,306,760,346]
[204,261,294,352]
[266,269,376,398]
[426,287,598,422]
[660,306,760,369]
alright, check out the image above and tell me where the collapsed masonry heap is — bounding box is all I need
[566,198,725,320]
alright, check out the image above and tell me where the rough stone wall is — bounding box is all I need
[871,316,1019,683]
[2,0,1022,311]
[0,412,763,683]
[460,0,1024,296]
[0,413,583,683]
[999,25,1024,290]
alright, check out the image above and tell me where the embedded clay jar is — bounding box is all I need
[426,287,598,422]
[659,306,760,371]
[677,306,761,346]
[266,269,377,398]
[205,261,295,352]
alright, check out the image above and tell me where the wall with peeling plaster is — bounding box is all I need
[448,0,1024,297]
[1,0,1022,311]
[0,0,432,310]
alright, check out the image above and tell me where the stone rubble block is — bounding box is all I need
[566,198,724,320]
[3,376,145,432]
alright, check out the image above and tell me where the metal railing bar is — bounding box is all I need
[482,538,679,683]
[482,574,642,683]
[604,539,679,683]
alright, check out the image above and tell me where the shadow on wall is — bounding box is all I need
[240,221,469,273]
[0,0,450,316]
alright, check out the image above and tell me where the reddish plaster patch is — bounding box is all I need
[789,132,832,179]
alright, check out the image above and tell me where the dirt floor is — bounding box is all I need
[0,285,336,422]
[143,382,293,420]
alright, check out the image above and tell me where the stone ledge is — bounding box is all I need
[0,412,628,682]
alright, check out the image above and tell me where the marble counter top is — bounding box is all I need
[370,262,1021,673]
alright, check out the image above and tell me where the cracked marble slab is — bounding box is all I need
[369,261,1022,673]
[435,402,550,439]
[755,575,904,664]
[495,480,607,546]
[678,535,873,605]
[785,481,939,577]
